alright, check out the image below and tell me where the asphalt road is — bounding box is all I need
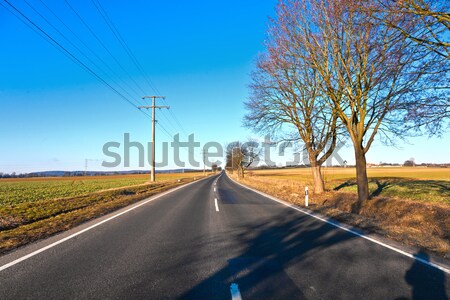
[0,172,449,299]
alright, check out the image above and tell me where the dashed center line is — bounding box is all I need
[230,283,242,300]
[214,198,219,212]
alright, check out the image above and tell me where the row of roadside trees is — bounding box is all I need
[244,0,449,211]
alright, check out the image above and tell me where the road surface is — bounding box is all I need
[0,172,449,299]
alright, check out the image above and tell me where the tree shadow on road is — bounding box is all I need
[179,210,358,299]
[178,208,450,299]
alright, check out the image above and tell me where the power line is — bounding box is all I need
[36,0,145,102]
[1,0,143,112]
[90,0,159,93]
[157,94,188,136]
[63,0,148,97]
[91,0,178,111]
[21,0,142,105]
[2,0,189,153]
[157,110,184,134]
[156,122,175,139]
[0,1,197,169]
[90,0,189,136]
[2,1,157,123]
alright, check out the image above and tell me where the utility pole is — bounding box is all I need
[139,96,169,182]
[202,149,206,176]
[84,159,100,176]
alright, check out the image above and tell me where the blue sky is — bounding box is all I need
[0,0,448,173]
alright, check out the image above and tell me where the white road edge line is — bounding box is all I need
[0,176,213,272]
[230,176,450,275]
[230,283,242,300]
[215,198,219,212]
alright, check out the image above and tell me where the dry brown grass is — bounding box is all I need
[235,169,450,258]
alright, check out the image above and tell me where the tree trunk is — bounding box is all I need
[310,163,325,194]
[353,145,369,213]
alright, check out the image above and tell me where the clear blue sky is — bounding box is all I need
[0,0,448,173]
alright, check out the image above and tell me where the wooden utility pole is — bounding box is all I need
[203,150,206,176]
[84,159,100,176]
[139,96,169,182]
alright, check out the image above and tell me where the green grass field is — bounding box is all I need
[0,173,203,206]
[0,173,209,253]
[1,168,447,255]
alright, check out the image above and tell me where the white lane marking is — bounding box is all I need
[215,198,219,212]
[214,187,216,192]
[230,283,242,300]
[0,177,213,272]
[229,176,450,275]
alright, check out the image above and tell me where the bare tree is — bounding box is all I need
[373,0,450,134]
[374,0,450,59]
[225,141,261,179]
[289,0,449,209]
[252,0,449,210]
[244,2,341,194]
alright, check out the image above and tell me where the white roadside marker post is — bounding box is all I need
[305,186,309,207]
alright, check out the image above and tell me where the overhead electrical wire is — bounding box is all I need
[36,0,145,102]
[89,0,178,123]
[90,0,189,136]
[90,0,159,94]
[21,0,141,105]
[74,0,186,134]
[2,0,189,144]
[0,0,148,117]
[1,1,204,167]
[62,0,148,97]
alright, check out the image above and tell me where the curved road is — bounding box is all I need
[0,172,448,299]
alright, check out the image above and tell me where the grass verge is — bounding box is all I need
[232,170,450,259]
[0,176,202,254]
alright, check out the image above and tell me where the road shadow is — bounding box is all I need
[404,251,448,300]
[179,210,357,299]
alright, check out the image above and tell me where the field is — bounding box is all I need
[237,167,450,258]
[247,167,450,204]
[0,172,208,253]
[0,173,203,206]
